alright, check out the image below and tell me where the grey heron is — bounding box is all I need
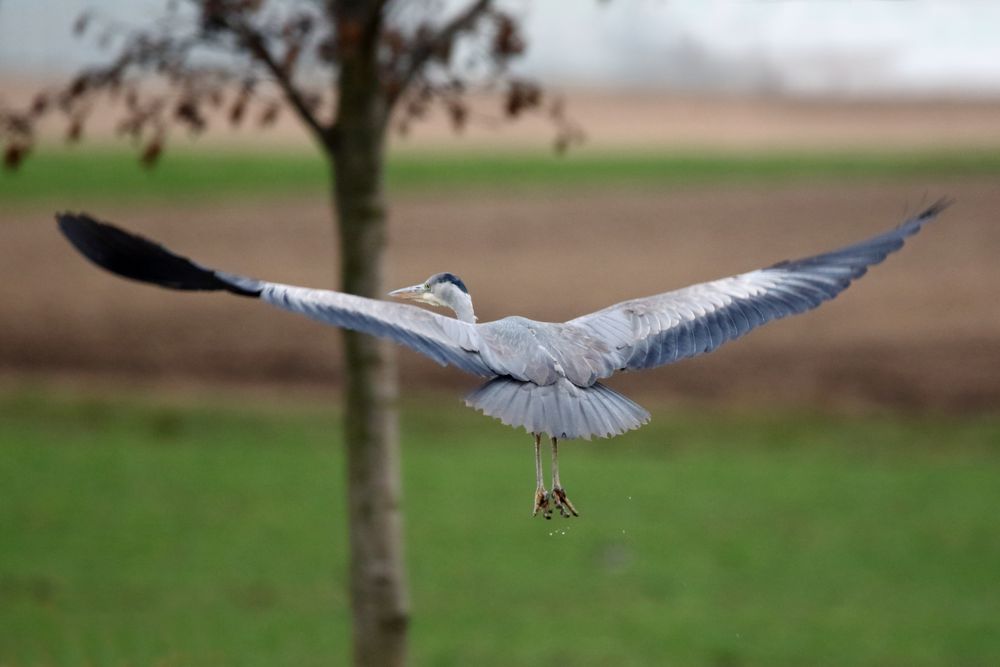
[57,200,949,519]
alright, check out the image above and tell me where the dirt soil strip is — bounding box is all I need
[7,78,1000,153]
[2,179,997,412]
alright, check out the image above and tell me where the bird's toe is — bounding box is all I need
[533,487,552,519]
[552,486,579,518]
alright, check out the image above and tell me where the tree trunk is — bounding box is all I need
[332,33,410,667]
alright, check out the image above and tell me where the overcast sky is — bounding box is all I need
[2,1,999,97]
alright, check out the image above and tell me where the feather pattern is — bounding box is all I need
[465,377,650,440]
[567,199,950,374]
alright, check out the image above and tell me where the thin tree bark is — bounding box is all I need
[332,13,410,666]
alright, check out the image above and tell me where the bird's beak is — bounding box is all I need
[388,284,426,301]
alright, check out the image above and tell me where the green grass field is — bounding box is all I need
[2,390,998,666]
[4,148,1000,205]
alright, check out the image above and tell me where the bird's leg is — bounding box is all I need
[550,437,579,518]
[532,433,552,519]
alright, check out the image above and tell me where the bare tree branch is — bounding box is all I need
[387,0,492,109]
[229,21,335,147]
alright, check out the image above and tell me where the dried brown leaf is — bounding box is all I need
[3,143,30,170]
[229,95,248,126]
[446,100,467,132]
[67,75,89,99]
[175,99,206,132]
[73,12,91,37]
[504,80,541,118]
[493,13,525,58]
[140,137,163,168]
[66,117,84,143]
[258,102,280,127]
[30,93,49,117]
[5,113,32,137]
[316,34,337,64]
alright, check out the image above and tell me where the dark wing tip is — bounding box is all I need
[893,196,953,239]
[57,212,106,255]
[914,197,954,222]
[56,212,261,297]
[768,195,951,273]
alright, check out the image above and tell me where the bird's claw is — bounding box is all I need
[533,487,553,519]
[551,486,579,518]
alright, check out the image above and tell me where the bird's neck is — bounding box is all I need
[445,289,477,324]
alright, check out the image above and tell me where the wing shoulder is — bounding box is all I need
[260,283,494,376]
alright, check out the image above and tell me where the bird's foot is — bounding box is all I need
[533,487,553,519]
[551,486,579,518]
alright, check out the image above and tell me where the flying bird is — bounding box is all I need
[57,200,949,519]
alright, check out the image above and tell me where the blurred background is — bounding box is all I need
[2,2,999,666]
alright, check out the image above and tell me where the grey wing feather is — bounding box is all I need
[568,199,951,375]
[55,213,495,378]
[475,318,618,387]
[258,282,495,377]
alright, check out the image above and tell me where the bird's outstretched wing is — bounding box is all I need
[56,213,495,377]
[567,199,951,375]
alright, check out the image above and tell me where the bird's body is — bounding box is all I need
[57,199,950,518]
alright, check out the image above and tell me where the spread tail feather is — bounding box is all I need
[465,377,650,440]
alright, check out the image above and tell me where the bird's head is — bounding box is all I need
[388,272,476,323]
